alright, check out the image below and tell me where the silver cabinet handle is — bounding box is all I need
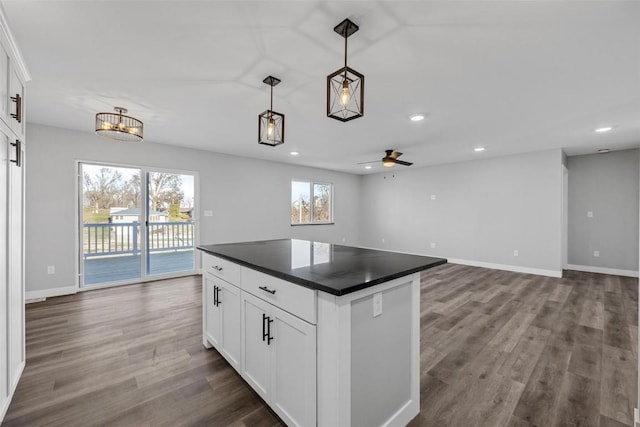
[212,265,223,271]
[259,286,276,295]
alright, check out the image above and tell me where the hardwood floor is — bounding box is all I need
[3,265,637,426]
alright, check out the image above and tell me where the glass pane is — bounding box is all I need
[291,181,311,224]
[312,183,331,222]
[147,172,196,276]
[81,163,142,286]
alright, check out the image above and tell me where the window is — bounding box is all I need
[291,180,333,225]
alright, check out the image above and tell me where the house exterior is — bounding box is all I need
[109,207,168,223]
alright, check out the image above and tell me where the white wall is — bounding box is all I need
[25,123,361,295]
[358,149,564,276]
[567,149,639,275]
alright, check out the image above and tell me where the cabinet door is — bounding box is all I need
[240,291,271,401]
[270,307,316,427]
[0,42,8,123]
[0,130,8,403]
[7,134,23,389]
[218,280,241,371]
[9,68,24,139]
[203,275,222,349]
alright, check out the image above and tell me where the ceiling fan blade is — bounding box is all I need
[357,160,379,165]
[389,151,402,159]
[394,160,413,166]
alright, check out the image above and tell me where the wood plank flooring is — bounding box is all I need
[2,265,637,426]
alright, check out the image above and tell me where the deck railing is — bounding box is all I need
[83,221,194,258]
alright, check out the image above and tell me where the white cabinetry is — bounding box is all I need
[201,247,421,427]
[240,291,316,427]
[8,67,25,140]
[0,95,25,422]
[7,131,23,392]
[0,123,9,418]
[203,273,241,371]
[0,9,28,422]
[201,253,317,427]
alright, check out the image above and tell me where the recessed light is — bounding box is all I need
[597,148,610,154]
[595,126,612,133]
[410,114,425,122]
[474,147,485,152]
[364,165,372,169]
[289,151,299,156]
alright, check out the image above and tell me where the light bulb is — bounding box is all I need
[340,80,350,107]
[267,118,275,137]
[101,121,113,130]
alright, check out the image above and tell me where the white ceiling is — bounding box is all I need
[3,1,640,174]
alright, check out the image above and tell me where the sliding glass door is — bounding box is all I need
[146,171,195,276]
[79,163,196,288]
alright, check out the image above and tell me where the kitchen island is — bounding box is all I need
[198,239,446,427]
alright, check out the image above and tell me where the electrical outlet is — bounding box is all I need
[593,250,600,257]
[342,237,346,243]
[513,250,519,257]
[47,266,55,275]
[430,242,436,249]
[587,211,593,218]
[373,292,383,317]
[381,237,385,244]
[203,210,213,217]
[430,194,436,201]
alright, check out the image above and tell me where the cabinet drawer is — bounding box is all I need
[202,253,241,285]
[242,267,316,324]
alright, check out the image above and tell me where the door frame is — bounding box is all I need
[75,160,200,291]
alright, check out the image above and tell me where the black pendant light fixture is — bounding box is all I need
[327,18,364,122]
[95,106,143,143]
[258,76,285,146]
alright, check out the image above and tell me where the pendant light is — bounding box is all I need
[327,18,364,122]
[258,76,285,146]
[95,106,143,143]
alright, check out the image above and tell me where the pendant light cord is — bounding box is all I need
[344,34,348,79]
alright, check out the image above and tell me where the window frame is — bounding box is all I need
[290,179,334,226]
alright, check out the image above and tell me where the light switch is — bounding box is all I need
[430,242,436,249]
[203,210,213,217]
[430,195,436,201]
[373,292,383,317]
[587,211,593,218]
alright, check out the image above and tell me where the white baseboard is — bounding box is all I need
[566,264,638,278]
[356,244,563,278]
[634,408,639,427]
[448,258,563,278]
[25,285,77,300]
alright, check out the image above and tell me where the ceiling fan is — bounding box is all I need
[359,150,414,168]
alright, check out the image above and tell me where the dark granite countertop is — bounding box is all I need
[198,239,447,296]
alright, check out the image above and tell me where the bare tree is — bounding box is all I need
[83,168,123,209]
[122,174,141,208]
[148,172,184,211]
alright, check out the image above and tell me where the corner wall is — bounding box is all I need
[25,123,361,297]
[358,149,564,276]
